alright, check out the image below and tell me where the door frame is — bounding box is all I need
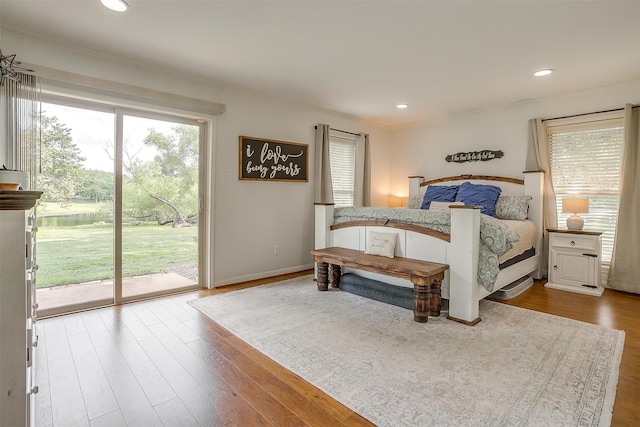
[37,93,211,315]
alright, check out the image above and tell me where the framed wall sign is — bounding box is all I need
[239,136,308,182]
[445,150,504,163]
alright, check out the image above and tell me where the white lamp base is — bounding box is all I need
[566,215,584,230]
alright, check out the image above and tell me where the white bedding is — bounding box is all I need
[498,219,536,264]
[332,206,536,291]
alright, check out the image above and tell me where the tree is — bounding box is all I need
[78,169,113,202]
[38,114,86,206]
[123,125,198,227]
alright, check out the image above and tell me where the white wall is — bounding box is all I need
[2,32,392,286]
[389,80,640,197]
[6,30,638,286]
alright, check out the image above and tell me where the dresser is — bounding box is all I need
[545,228,603,296]
[0,190,42,426]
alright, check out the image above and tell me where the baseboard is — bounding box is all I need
[211,264,314,288]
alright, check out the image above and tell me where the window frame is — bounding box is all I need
[328,133,356,207]
[547,111,624,264]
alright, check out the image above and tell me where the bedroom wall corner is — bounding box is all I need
[388,80,640,190]
[1,31,394,288]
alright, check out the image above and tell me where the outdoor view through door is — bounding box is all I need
[121,115,200,300]
[36,101,202,316]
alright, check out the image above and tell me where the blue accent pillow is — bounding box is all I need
[454,182,502,216]
[420,185,459,209]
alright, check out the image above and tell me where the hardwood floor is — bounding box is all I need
[34,271,640,426]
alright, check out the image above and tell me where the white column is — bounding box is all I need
[448,206,481,324]
[524,171,544,279]
[408,176,424,196]
[314,203,335,250]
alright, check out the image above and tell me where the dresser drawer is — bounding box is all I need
[550,233,597,251]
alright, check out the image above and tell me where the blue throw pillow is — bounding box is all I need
[420,185,459,209]
[454,182,502,216]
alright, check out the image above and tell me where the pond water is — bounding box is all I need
[38,213,113,227]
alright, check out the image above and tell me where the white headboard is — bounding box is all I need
[410,174,526,197]
[408,172,545,278]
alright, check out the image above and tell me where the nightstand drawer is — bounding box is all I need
[550,234,597,251]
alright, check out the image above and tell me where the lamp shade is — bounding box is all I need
[562,198,589,214]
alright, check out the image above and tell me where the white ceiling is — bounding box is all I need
[1,1,639,126]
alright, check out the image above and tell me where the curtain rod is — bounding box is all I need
[542,104,640,122]
[314,125,361,136]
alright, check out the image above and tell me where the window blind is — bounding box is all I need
[548,119,624,263]
[329,138,356,207]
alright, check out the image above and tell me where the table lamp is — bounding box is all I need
[562,198,589,230]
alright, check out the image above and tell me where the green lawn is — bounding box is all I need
[36,224,197,287]
[38,201,107,216]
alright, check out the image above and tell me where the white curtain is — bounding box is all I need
[525,118,557,277]
[1,73,39,189]
[314,124,334,204]
[608,104,640,293]
[353,133,371,207]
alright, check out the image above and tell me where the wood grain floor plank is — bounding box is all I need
[184,315,357,426]
[115,305,155,341]
[67,332,119,420]
[97,308,123,331]
[142,331,275,426]
[152,315,307,426]
[147,323,225,395]
[43,318,72,362]
[157,297,197,322]
[34,329,53,427]
[63,313,87,336]
[151,303,200,343]
[94,342,163,426]
[104,325,177,406]
[88,409,127,427]
[47,356,89,427]
[34,272,640,427]
[138,337,227,425]
[153,397,199,427]
[128,303,162,326]
[187,339,308,427]
[224,333,360,424]
[81,312,116,349]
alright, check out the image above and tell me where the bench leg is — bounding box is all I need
[330,264,341,288]
[412,280,431,323]
[412,272,445,323]
[317,261,329,291]
[430,278,442,317]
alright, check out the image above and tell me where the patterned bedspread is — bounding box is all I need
[334,207,523,291]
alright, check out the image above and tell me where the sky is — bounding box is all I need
[41,102,177,172]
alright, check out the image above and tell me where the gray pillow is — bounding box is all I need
[495,195,532,221]
[407,194,423,209]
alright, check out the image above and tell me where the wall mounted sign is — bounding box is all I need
[445,150,504,163]
[239,136,308,182]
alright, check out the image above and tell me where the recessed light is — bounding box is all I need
[396,104,409,109]
[101,0,129,12]
[534,69,553,77]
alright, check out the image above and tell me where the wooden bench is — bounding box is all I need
[311,247,449,323]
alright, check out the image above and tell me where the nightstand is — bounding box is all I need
[545,228,603,296]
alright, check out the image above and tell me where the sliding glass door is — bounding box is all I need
[36,101,115,314]
[120,114,200,300]
[36,98,204,316]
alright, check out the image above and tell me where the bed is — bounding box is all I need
[314,172,544,325]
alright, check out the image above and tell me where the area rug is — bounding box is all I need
[188,276,624,427]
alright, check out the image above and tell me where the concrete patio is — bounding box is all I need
[36,272,199,317]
